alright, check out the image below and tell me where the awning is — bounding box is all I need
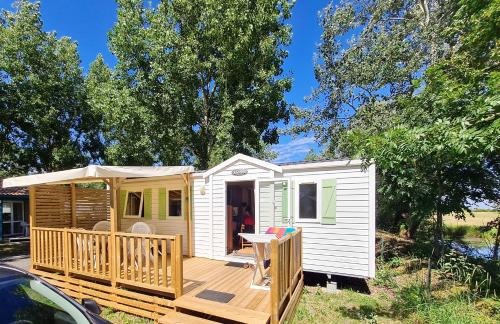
[2,165,194,188]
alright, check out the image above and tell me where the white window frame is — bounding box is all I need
[294,180,321,223]
[167,188,184,217]
[123,190,144,219]
[2,201,25,236]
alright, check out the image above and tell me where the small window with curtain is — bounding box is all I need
[125,191,144,217]
[298,183,317,220]
[169,190,182,217]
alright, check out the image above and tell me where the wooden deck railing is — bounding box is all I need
[31,227,183,298]
[67,229,111,280]
[115,232,182,296]
[270,228,303,324]
[32,227,66,271]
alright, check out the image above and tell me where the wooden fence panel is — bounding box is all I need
[270,228,303,324]
[67,229,111,280]
[31,227,183,298]
[32,227,65,270]
[114,232,181,296]
[35,186,72,228]
[75,188,110,229]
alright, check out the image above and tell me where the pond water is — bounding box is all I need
[450,241,492,259]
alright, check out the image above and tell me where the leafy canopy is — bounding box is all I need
[306,0,499,239]
[88,0,293,168]
[0,0,102,176]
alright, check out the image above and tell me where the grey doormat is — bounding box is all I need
[195,289,235,303]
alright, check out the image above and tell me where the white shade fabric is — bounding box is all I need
[2,165,194,188]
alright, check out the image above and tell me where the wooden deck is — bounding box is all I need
[171,258,271,323]
[30,226,302,323]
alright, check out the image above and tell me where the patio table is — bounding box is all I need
[237,233,276,290]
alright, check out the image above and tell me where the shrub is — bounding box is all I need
[438,250,492,296]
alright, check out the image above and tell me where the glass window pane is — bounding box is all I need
[0,276,89,323]
[3,203,12,222]
[126,192,142,216]
[13,222,23,234]
[169,190,182,217]
[13,202,23,221]
[299,183,317,219]
[3,222,11,236]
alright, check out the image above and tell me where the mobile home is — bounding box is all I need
[192,154,376,279]
[2,153,375,322]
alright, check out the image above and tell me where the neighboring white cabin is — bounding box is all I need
[192,154,376,279]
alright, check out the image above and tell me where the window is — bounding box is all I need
[2,201,24,236]
[169,190,182,217]
[0,275,90,324]
[298,183,317,220]
[125,191,144,217]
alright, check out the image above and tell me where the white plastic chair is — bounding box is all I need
[130,222,154,234]
[92,220,111,232]
[130,222,155,269]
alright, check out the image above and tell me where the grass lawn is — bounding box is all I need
[100,308,152,324]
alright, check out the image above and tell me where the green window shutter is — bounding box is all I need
[321,179,337,225]
[158,188,167,220]
[143,188,152,220]
[290,181,295,223]
[281,181,288,223]
[119,190,127,218]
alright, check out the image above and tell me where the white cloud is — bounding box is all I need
[272,136,317,163]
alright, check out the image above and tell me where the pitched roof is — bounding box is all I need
[0,179,28,197]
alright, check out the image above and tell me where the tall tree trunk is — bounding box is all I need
[433,211,444,259]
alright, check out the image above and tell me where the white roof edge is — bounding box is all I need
[2,165,194,188]
[203,154,282,178]
[281,159,365,171]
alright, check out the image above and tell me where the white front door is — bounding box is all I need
[2,201,24,236]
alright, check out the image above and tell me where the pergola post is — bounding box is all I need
[29,186,36,271]
[110,178,118,287]
[182,173,192,257]
[70,183,76,227]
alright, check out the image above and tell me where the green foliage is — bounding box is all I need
[305,0,500,244]
[444,225,482,240]
[0,0,103,175]
[88,0,293,168]
[438,250,492,295]
[393,280,432,316]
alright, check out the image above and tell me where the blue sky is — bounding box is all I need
[0,0,332,162]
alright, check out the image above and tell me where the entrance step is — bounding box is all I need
[173,295,269,324]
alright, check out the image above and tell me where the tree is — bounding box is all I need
[303,0,499,248]
[89,0,293,168]
[0,0,103,176]
[344,0,499,248]
[292,0,452,157]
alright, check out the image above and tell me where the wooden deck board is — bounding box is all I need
[176,257,271,321]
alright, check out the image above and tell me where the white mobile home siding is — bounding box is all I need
[282,165,375,278]
[191,155,376,279]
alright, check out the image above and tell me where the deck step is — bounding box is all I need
[158,310,218,324]
[173,295,270,324]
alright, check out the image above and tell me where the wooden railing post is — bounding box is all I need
[270,238,280,324]
[63,228,69,277]
[174,234,183,297]
[29,186,36,271]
